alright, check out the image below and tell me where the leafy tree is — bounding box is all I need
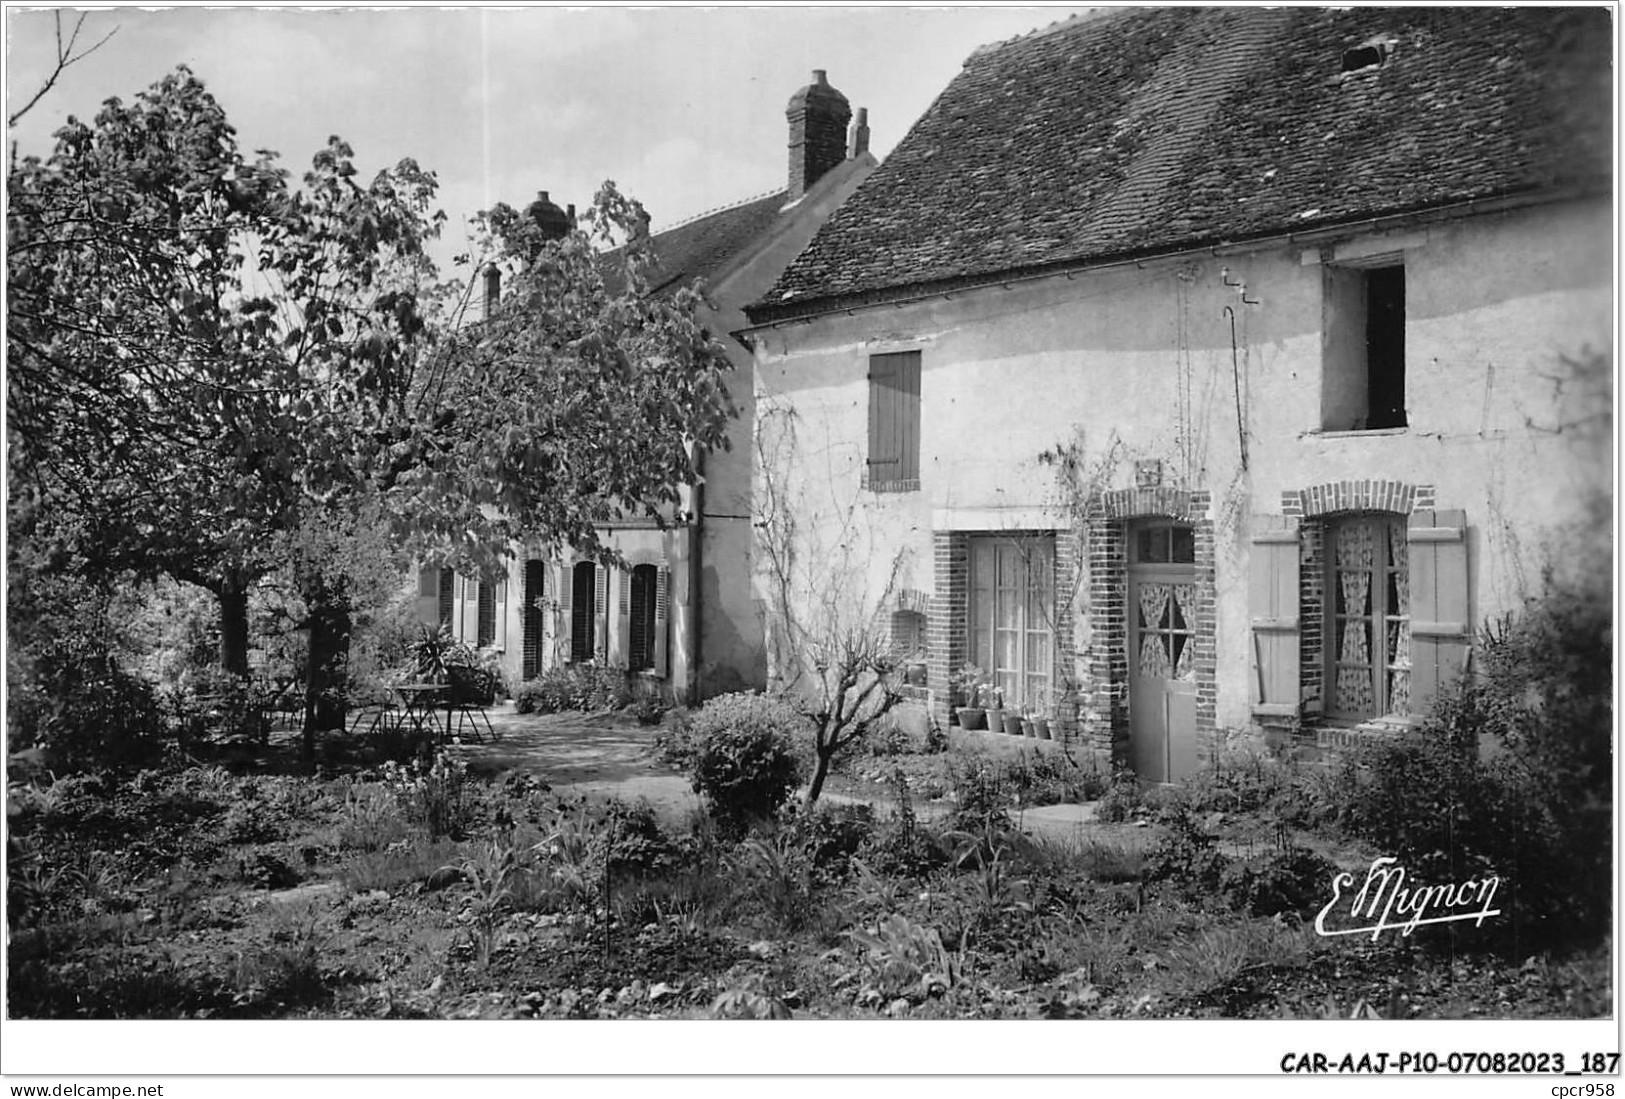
[9,66,737,762]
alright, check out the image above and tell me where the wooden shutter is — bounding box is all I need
[477,578,496,647]
[898,351,920,482]
[613,568,631,669]
[415,567,440,627]
[868,354,899,485]
[1407,509,1470,714]
[522,560,545,679]
[437,567,454,629]
[866,351,921,487]
[654,565,670,678]
[493,575,507,651]
[556,562,573,661]
[1249,519,1301,718]
[593,564,608,659]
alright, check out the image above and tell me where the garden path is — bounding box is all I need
[446,706,1152,848]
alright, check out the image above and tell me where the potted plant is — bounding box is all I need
[951,663,988,731]
[1029,689,1052,740]
[985,685,1006,736]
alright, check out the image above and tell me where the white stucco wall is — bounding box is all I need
[752,197,1611,734]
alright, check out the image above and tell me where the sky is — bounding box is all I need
[5,4,1097,279]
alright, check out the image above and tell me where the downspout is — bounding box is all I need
[687,447,705,705]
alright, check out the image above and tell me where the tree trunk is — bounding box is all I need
[804,746,833,808]
[218,582,250,676]
[300,594,352,763]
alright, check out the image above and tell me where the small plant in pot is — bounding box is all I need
[1029,689,1052,740]
[952,663,989,731]
[985,685,1007,736]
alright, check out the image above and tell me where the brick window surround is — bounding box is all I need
[927,530,1078,737]
[1080,487,1216,764]
[1282,479,1435,726]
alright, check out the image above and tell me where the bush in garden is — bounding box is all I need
[1337,569,1612,952]
[1219,845,1337,919]
[1093,769,1144,822]
[687,692,803,834]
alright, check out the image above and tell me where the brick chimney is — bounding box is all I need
[848,106,870,158]
[786,69,851,202]
[482,264,501,319]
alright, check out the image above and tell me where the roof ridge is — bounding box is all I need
[966,9,1120,61]
[652,186,787,236]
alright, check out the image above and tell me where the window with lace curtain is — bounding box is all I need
[1326,515,1410,720]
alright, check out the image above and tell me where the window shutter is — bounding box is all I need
[437,567,454,630]
[867,354,901,484]
[494,576,507,652]
[556,562,573,661]
[1249,520,1301,719]
[1407,509,1470,713]
[898,351,920,482]
[477,578,496,648]
[415,567,440,627]
[654,566,670,678]
[593,565,607,659]
[522,560,545,679]
[613,568,631,669]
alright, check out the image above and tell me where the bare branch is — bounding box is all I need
[9,12,120,127]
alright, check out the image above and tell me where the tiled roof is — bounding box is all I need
[644,189,789,297]
[754,7,1612,320]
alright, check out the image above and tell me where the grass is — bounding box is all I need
[6,739,1612,1022]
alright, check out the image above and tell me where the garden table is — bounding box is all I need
[392,682,453,742]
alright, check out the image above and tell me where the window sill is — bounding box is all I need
[863,479,921,494]
[1302,426,1409,440]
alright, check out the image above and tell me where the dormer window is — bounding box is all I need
[1341,37,1394,74]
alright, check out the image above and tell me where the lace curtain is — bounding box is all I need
[1137,582,1171,678]
[1334,522,1375,715]
[1387,523,1411,715]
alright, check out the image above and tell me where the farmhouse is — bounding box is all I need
[419,71,877,702]
[742,8,1612,778]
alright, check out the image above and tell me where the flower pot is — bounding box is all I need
[905,661,928,687]
[1003,711,1025,736]
[1031,716,1052,740]
[956,706,986,731]
[1020,717,1035,738]
[984,708,1004,735]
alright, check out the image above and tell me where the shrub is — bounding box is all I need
[687,692,803,834]
[512,664,632,714]
[1219,845,1336,919]
[945,754,1013,832]
[1336,570,1612,951]
[1093,769,1144,823]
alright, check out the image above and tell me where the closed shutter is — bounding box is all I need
[477,578,496,647]
[522,560,545,678]
[556,562,573,661]
[568,563,596,662]
[1407,509,1470,714]
[594,564,608,659]
[898,351,920,482]
[1249,520,1301,719]
[867,351,920,487]
[654,565,670,678]
[493,575,507,651]
[868,354,899,485]
[416,567,440,627]
[437,567,454,630]
[613,568,631,668]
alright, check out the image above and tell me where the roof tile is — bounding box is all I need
[755,7,1612,319]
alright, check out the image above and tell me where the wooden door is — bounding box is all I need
[1128,523,1196,783]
